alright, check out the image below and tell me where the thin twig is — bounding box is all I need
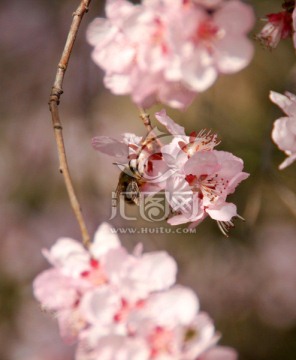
[138,107,154,133]
[48,0,91,248]
[138,106,163,148]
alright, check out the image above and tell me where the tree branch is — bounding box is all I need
[48,0,91,248]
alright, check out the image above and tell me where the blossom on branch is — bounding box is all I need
[87,0,254,109]
[33,223,237,359]
[92,110,249,234]
[270,91,296,169]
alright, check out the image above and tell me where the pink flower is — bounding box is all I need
[33,223,125,342]
[255,11,293,49]
[155,110,249,232]
[34,223,237,359]
[33,223,177,341]
[270,91,296,169]
[92,110,248,232]
[87,0,254,109]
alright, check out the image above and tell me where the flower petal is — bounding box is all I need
[91,223,121,258]
[155,109,185,136]
[206,202,237,221]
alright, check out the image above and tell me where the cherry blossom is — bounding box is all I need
[87,0,254,109]
[155,110,249,233]
[270,91,296,169]
[255,0,296,49]
[255,11,293,49]
[33,223,177,342]
[33,223,237,359]
[92,110,248,232]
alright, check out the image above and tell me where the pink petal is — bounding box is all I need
[86,18,115,48]
[279,152,296,170]
[187,212,208,229]
[272,118,296,153]
[106,0,136,21]
[144,286,199,326]
[206,202,237,221]
[227,172,249,194]
[181,51,217,92]
[91,39,135,72]
[184,152,219,177]
[43,239,89,276]
[92,136,129,159]
[214,0,255,34]
[91,223,121,258]
[183,313,218,358]
[214,36,254,73]
[133,251,177,291]
[270,91,296,116]
[167,213,192,225]
[33,269,80,310]
[104,73,132,94]
[77,335,150,360]
[200,346,238,360]
[158,82,196,110]
[213,150,245,178]
[155,109,185,136]
[80,288,120,325]
[129,71,159,108]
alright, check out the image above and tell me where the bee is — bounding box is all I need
[115,159,144,206]
[114,131,162,206]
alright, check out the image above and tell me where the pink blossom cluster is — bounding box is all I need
[92,110,249,233]
[270,91,296,169]
[87,0,254,109]
[33,223,236,360]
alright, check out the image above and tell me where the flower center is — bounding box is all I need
[151,17,168,54]
[186,173,228,202]
[80,258,108,286]
[193,20,224,49]
[179,130,219,157]
[148,326,173,358]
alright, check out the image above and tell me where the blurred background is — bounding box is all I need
[0,0,296,359]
